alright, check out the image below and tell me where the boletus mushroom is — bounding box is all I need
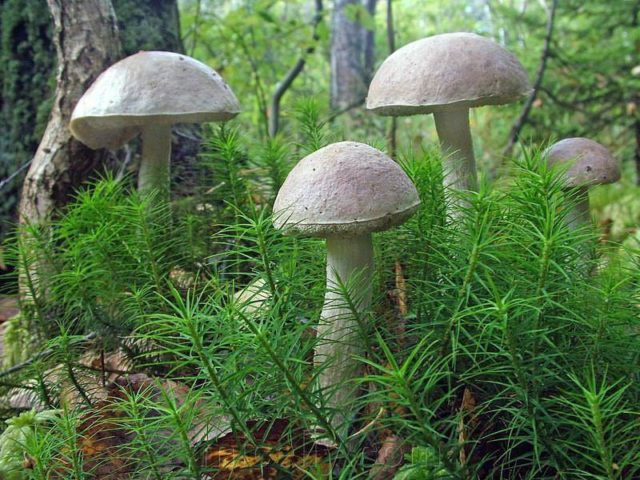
[544,137,620,229]
[367,32,531,210]
[273,141,420,436]
[70,51,240,205]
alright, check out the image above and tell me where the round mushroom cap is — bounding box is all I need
[367,32,532,116]
[273,142,420,237]
[544,138,620,188]
[70,51,240,150]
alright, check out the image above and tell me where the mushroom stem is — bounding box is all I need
[317,234,374,435]
[565,187,591,230]
[138,124,172,203]
[434,108,478,195]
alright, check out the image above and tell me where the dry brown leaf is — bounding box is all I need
[202,418,332,479]
[458,386,478,468]
[368,435,410,480]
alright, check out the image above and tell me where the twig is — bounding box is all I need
[269,0,324,137]
[503,0,558,157]
[0,332,97,378]
[386,0,397,157]
[0,160,33,192]
[325,96,366,124]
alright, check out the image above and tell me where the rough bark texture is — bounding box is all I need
[330,0,375,109]
[19,0,122,225]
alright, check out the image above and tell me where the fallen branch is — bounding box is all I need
[0,332,97,378]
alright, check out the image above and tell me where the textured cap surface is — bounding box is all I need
[545,138,620,187]
[273,142,420,237]
[70,51,240,149]
[367,32,531,116]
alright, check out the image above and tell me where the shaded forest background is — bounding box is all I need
[1,0,639,240]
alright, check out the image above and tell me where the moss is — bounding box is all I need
[112,0,184,55]
[0,0,56,235]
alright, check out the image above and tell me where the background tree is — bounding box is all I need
[330,0,377,109]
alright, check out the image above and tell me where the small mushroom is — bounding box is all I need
[544,138,620,229]
[273,141,420,435]
[367,32,531,209]
[70,51,240,204]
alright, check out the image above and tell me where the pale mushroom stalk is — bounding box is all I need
[367,32,532,217]
[138,124,172,202]
[273,141,420,442]
[317,235,374,433]
[565,187,591,230]
[434,108,478,193]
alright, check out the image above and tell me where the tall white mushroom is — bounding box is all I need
[544,138,620,229]
[70,51,240,204]
[367,32,531,208]
[273,141,420,435]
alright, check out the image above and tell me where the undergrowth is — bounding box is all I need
[0,102,638,479]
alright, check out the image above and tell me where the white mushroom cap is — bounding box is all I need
[70,51,240,149]
[273,142,420,237]
[367,32,532,116]
[544,138,621,188]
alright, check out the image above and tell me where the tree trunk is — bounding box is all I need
[363,0,377,83]
[330,0,373,109]
[19,0,121,224]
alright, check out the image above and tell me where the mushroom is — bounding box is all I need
[544,138,620,229]
[367,32,531,208]
[273,141,420,434]
[70,51,240,204]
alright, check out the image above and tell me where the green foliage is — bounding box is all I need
[0,0,55,236]
[393,446,451,480]
[1,124,639,478]
[112,0,184,55]
[0,409,58,480]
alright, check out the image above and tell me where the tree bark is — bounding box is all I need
[363,0,377,82]
[330,0,372,109]
[19,0,121,225]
